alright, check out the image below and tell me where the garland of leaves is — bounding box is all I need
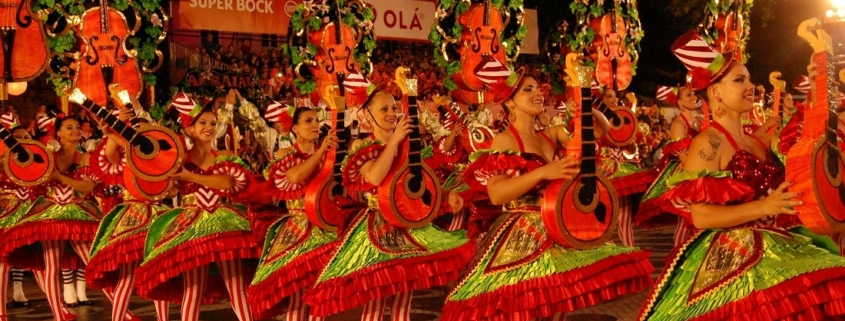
[429,0,527,92]
[540,21,575,94]
[283,0,376,95]
[541,0,643,94]
[34,0,167,100]
[701,0,752,62]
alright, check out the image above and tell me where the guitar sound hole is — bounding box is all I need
[331,183,344,197]
[577,183,596,207]
[827,146,840,178]
[134,137,155,155]
[422,190,432,205]
[157,139,172,151]
[594,202,607,223]
[14,152,30,163]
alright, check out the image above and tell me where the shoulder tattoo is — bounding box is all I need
[698,133,720,162]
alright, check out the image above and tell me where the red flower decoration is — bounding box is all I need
[687,67,713,92]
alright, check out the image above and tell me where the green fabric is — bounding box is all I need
[468,149,521,163]
[643,228,845,320]
[142,204,250,262]
[90,202,169,258]
[251,211,337,285]
[641,160,680,203]
[314,207,469,282]
[666,169,733,187]
[0,194,36,229]
[789,226,839,255]
[214,154,250,169]
[610,161,648,178]
[17,199,101,224]
[446,211,640,301]
[341,140,383,172]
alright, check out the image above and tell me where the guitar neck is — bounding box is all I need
[594,99,623,126]
[77,98,139,144]
[0,127,23,154]
[581,87,598,178]
[407,95,424,171]
[815,52,839,141]
[450,104,471,127]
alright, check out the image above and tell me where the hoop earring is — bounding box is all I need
[508,112,516,122]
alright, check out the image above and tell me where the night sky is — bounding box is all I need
[529,0,837,96]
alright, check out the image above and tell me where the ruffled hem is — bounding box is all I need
[304,241,475,316]
[247,242,338,319]
[634,200,678,229]
[342,143,384,194]
[85,233,146,289]
[264,153,307,200]
[654,175,755,222]
[135,232,260,301]
[640,267,845,321]
[612,170,658,197]
[0,220,99,262]
[441,251,654,321]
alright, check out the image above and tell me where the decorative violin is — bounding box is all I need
[593,92,637,146]
[67,88,184,182]
[0,0,48,82]
[442,102,494,153]
[377,67,442,228]
[768,71,784,134]
[714,0,743,59]
[595,0,632,91]
[786,18,845,234]
[453,0,506,92]
[313,0,359,94]
[542,54,619,249]
[76,0,142,107]
[303,81,349,231]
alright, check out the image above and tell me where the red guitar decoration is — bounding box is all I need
[453,0,506,92]
[593,92,637,146]
[0,0,48,82]
[303,82,349,231]
[713,0,744,59]
[76,0,142,107]
[542,54,619,249]
[786,18,845,235]
[594,1,632,90]
[768,71,784,134]
[440,102,494,153]
[0,124,53,187]
[311,0,360,95]
[377,67,442,228]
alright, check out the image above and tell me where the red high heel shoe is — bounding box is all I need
[61,311,77,321]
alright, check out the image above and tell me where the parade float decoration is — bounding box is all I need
[701,0,751,62]
[430,0,526,105]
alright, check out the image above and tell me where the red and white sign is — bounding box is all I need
[369,0,434,41]
[173,0,302,35]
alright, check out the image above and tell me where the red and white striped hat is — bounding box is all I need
[37,115,54,132]
[793,75,811,94]
[1,112,18,130]
[672,31,735,92]
[169,92,201,129]
[656,85,678,105]
[265,100,295,129]
[555,100,568,114]
[473,56,512,85]
[344,71,373,107]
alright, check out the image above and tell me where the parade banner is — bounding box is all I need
[368,0,435,41]
[172,0,302,35]
[183,68,259,92]
[523,9,539,54]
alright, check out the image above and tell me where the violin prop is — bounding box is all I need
[786,18,845,234]
[76,0,142,107]
[377,67,442,228]
[441,102,494,153]
[542,54,619,249]
[67,88,184,182]
[304,80,349,231]
[453,0,506,92]
[595,0,632,91]
[768,71,785,134]
[0,0,48,82]
[713,0,744,59]
[313,0,359,94]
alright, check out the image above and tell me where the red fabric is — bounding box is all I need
[464,153,531,193]
[658,138,691,171]
[209,161,256,201]
[0,220,99,270]
[467,198,502,239]
[134,232,260,302]
[265,154,307,200]
[440,251,654,321]
[653,176,756,225]
[246,203,283,244]
[778,108,804,155]
[304,240,476,317]
[634,200,677,229]
[85,232,146,290]
[237,177,280,205]
[612,170,658,197]
[342,144,384,194]
[87,138,125,185]
[247,241,338,320]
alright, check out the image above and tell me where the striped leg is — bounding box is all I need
[111,265,136,321]
[286,291,307,321]
[617,197,635,247]
[68,241,135,321]
[61,269,76,306]
[11,267,27,302]
[550,312,566,321]
[0,262,10,318]
[360,298,385,321]
[43,240,73,321]
[219,259,254,321]
[446,211,466,232]
[182,265,209,321]
[154,300,170,321]
[32,270,71,317]
[673,220,692,247]
[389,291,412,321]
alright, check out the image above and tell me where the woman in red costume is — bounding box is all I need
[638,36,845,320]
[247,107,339,320]
[135,94,258,321]
[441,71,654,321]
